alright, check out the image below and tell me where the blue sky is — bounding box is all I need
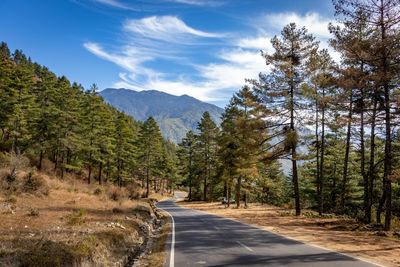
[0,0,337,107]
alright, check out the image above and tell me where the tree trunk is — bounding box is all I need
[383,81,392,230]
[146,167,150,198]
[60,153,65,179]
[236,176,241,208]
[88,164,91,184]
[188,176,192,201]
[38,149,44,170]
[315,93,321,215]
[292,148,301,216]
[98,161,103,185]
[227,185,231,208]
[367,97,377,223]
[340,90,353,211]
[319,88,326,215]
[289,72,301,216]
[203,175,207,202]
[360,92,369,223]
[223,181,228,200]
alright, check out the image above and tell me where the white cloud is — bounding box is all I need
[263,12,333,39]
[93,0,137,10]
[237,36,272,51]
[258,12,341,63]
[167,0,225,6]
[84,12,339,104]
[83,42,154,76]
[123,16,222,44]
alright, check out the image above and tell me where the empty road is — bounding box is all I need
[156,200,381,267]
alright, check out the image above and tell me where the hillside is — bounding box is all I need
[0,154,170,267]
[100,88,224,143]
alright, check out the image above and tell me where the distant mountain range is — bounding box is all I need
[100,88,224,143]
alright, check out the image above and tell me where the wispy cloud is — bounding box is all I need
[93,0,137,10]
[259,12,340,62]
[262,12,332,39]
[165,0,226,6]
[123,16,223,43]
[84,12,338,104]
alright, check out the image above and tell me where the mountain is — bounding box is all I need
[100,88,224,143]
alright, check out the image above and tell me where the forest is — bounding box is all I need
[0,41,179,199]
[176,0,400,231]
[0,0,399,234]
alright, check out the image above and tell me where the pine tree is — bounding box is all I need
[197,112,219,201]
[138,117,163,197]
[177,130,197,201]
[333,0,400,230]
[305,49,336,215]
[252,23,318,215]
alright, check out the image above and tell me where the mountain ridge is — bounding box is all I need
[100,88,224,143]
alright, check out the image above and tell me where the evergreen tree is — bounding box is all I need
[252,23,318,215]
[138,117,163,197]
[197,112,219,201]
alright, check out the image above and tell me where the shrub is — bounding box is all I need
[22,172,49,196]
[126,183,141,200]
[107,186,126,201]
[112,207,123,213]
[27,208,39,217]
[7,195,17,204]
[18,240,76,267]
[66,209,87,225]
[93,187,102,196]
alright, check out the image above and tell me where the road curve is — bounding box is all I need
[156,200,381,267]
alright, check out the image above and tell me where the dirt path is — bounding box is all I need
[179,202,400,267]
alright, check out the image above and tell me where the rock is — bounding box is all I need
[0,203,15,214]
[375,231,388,237]
[393,232,400,238]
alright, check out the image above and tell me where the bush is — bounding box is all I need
[112,207,123,213]
[107,186,126,201]
[7,195,17,204]
[66,209,87,225]
[126,183,141,200]
[93,187,103,196]
[19,240,77,267]
[22,172,49,196]
[27,208,39,217]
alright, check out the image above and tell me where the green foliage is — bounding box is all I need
[0,42,176,196]
[66,209,87,225]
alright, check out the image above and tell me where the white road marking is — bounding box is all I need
[236,241,254,252]
[214,225,220,230]
[159,206,175,267]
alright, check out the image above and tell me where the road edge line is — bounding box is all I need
[157,203,175,267]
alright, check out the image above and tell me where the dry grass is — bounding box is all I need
[0,168,156,266]
[180,201,400,267]
[137,210,171,267]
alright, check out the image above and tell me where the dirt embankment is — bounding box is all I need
[180,201,400,267]
[0,167,170,267]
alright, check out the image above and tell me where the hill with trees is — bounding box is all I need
[100,88,223,143]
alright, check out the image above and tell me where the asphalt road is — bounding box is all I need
[156,200,381,267]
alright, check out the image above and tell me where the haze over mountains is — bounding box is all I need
[100,88,224,143]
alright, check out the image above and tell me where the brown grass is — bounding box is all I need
[0,169,155,266]
[180,201,400,267]
[138,210,171,267]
